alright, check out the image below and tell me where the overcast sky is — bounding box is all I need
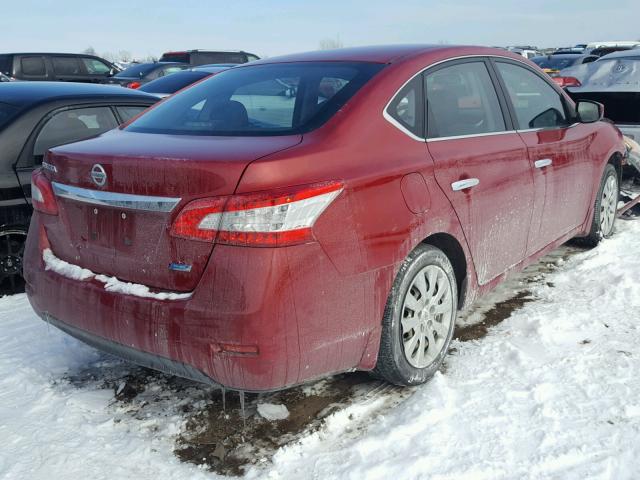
[5,0,639,59]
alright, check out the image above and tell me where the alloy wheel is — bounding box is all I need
[400,265,454,368]
[600,174,618,236]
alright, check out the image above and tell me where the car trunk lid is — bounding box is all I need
[43,130,302,292]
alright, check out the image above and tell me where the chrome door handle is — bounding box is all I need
[534,158,552,168]
[451,178,480,191]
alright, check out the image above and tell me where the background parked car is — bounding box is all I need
[0,73,10,82]
[158,50,259,66]
[0,82,158,293]
[559,49,640,143]
[102,62,189,89]
[531,53,598,75]
[137,64,232,97]
[585,41,640,58]
[0,53,121,83]
[24,45,625,393]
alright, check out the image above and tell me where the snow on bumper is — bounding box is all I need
[42,249,192,301]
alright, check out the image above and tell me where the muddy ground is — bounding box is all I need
[58,243,585,477]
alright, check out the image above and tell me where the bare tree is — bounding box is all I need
[118,50,132,63]
[319,36,344,50]
[101,51,116,62]
[82,46,97,55]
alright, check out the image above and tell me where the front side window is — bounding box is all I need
[82,58,110,75]
[496,62,569,129]
[126,62,384,136]
[425,62,506,139]
[33,107,119,163]
[386,76,423,136]
[21,57,46,76]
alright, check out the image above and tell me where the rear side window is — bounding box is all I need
[82,58,110,74]
[127,62,384,136]
[21,57,46,76]
[160,53,189,63]
[495,62,569,129]
[386,76,424,137]
[116,106,148,123]
[425,62,506,139]
[52,56,82,75]
[192,52,247,65]
[33,107,119,162]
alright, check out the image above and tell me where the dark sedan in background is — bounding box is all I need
[531,53,598,75]
[103,62,189,89]
[138,64,232,97]
[0,82,158,292]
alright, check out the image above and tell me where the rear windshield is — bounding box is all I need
[0,102,20,130]
[126,62,384,136]
[138,70,211,94]
[532,56,579,70]
[115,63,161,78]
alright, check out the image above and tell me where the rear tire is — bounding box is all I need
[0,227,27,295]
[576,164,618,248]
[373,244,457,386]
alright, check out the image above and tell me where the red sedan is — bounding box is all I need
[24,45,625,391]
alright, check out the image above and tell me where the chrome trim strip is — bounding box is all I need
[427,130,516,142]
[382,53,577,142]
[52,182,181,212]
[534,158,553,169]
[451,178,480,191]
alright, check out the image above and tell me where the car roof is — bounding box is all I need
[246,45,492,65]
[0,52,106,58]
[0,82,157,107]
[597,49,640,60]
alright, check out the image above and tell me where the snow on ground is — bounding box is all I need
[2,220,640,479]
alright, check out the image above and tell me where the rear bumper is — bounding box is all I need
[24,216,378,391]
[38,311,218,386]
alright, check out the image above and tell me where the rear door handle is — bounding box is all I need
[451,178,480,191]
[534,158,552,168]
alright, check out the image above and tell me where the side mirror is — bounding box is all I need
[109,67,116,76]
[576,100,603,123]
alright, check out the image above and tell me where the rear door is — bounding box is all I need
[51,56,84,82]
[425,59,535,285]
[492,60,596,254]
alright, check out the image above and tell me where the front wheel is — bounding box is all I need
[577,164,619,248]
[374,244,457,386]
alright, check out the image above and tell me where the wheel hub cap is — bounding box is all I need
[400,265,454,368]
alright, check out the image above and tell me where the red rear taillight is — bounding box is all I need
[31,169,58,215]
[552,76,581,88]
[127,81,141,89]
[170,181,343,247]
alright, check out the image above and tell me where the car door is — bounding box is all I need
[492,60,596,254]
[15,105,120,200]
[80,57,112,83]
[50,56,84,82]
[424,59,535,285]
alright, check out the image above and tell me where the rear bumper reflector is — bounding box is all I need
[52,182,181,213]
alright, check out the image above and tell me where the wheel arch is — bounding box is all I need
[421,232,468,310]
